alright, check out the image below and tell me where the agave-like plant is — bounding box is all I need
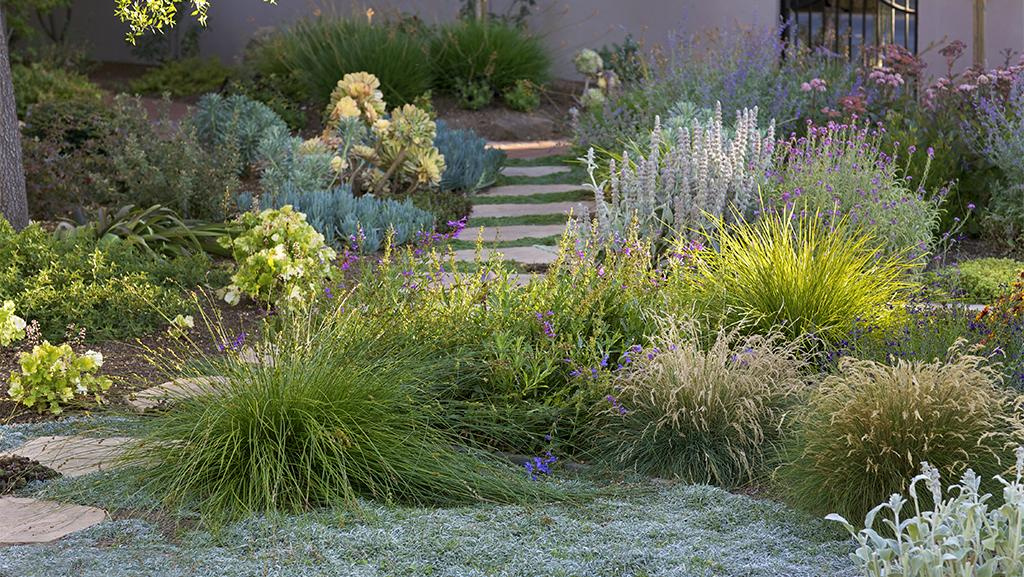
[56,205,231,259]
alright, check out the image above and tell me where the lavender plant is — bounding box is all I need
[967,75,1024,249]
[579,102,775,246]
[770,120,945,260]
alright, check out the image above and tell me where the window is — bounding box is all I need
[781,0,918,58]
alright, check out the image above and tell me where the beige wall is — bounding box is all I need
[55,0,1024,80]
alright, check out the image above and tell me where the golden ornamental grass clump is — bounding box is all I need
[595,320,810,487]
[778,342,1024,520]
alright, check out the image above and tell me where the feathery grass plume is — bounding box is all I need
[594,319,809,486]
[778,341,1024,521]
[687,209,915,341]
[120,296,568,522]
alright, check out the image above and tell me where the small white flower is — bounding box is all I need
[83,350,104,368]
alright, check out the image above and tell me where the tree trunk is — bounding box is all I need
[0,9,29,231]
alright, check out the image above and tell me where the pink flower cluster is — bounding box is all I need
[801,78,828,93]
[868,67,905,88]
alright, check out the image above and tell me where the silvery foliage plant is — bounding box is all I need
[828,448,1024,577]
[578,102,774,245]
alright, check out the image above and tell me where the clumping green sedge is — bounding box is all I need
[7,342,111,414]
[219,205,337,310]
[0,300,27,346]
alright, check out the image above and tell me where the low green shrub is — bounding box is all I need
[54,205,230,259]
[239,186,434,253]
[829,455,1024,577]
[123,304,565,520]
[0,220,213,342]
[686,211,914,341]
[954,258,1024,303]
[455,78,493,110]
[7,343,110,415]
[430,20,550,98]
[21,96,240,220]
[129,57,234,98]
[503,79,541,111]
[189,93,288,175]
[262,17,433,107]
[11,62,102,118]
[778,344,1024,521]
[594,321,809,486]
[435,121,505,194]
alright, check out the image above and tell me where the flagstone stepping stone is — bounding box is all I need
[487,140,572,160]
[500,165,571,178]
[129,375,230,412]
[3,436,131,478]
[465,224,568,243]
[453,246,560,266]
[0,497,107,544]
[479,184,585,198]
[471,201,589,219]
[436,272,536,288]
[239,346,277,367]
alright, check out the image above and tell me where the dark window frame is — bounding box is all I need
[781,0,919,58]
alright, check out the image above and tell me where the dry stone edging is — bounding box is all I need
[0,497,107,545]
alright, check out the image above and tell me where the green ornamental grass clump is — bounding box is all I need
[266,17,433,107]
[430,20,550,98]
[595,320,809,487]
[778,343,1024,521]
[124,304,566,520]
[687,211,913,341]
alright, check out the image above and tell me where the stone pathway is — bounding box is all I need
[0,497,107,545]
[129,375,230,412]
[470,201,589,219]
[453,246,560,267]
[464,224,569,243]
[478,184,584,198]
[500,165,570,178]
[2,435,131,478]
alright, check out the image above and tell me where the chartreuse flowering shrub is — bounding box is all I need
[0,300,26,346]
[220,205,337,309]
[779,343,1024,521]
[595,320,809,486]
[7,343,111,414]
[828,450,1024,577]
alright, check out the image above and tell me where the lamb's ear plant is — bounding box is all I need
[119,295,569,523]
[828,449,1024,577]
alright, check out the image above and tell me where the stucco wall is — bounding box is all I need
[54,0,1024,80]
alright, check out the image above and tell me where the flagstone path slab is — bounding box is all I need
[453,246,560,265]
[129,375,230,412]
[0,497,107,544]
[487,140,572,160]
[3,436,131,478]
[436,272,535,288]
[465,224,568,243]
[500,165,571,178]
[471,201,589,219]
[479,184,585,198]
